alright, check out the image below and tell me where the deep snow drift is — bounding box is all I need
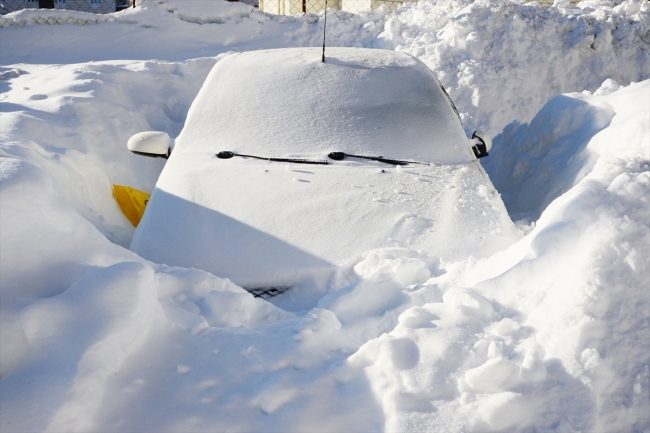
[1,0,649,431]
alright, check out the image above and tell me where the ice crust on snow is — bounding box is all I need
[1,0,649,432]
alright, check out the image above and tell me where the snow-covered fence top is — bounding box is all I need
[0,10,134,26]
[0,0,125,15]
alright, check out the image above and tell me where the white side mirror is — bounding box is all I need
[127,131,172,159]
[470,130,492,159]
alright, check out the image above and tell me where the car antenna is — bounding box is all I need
[321,0,328,63]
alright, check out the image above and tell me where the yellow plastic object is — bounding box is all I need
[112,184,151,227]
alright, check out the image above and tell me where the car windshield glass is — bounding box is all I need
[176,48,474,165]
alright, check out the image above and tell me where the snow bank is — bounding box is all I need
[5,74,646,430]
[163,0,255,24]
[3,0,648,137]
[0,158,289,431]
[339,80,649,432]
[1,0,648,431]
[0,0,252,27]
[373,0,650,134]
[8,78,640,433]
[484,79,650,220]
[0,58,218,246]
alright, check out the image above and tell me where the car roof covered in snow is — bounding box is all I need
[174,47,474,165]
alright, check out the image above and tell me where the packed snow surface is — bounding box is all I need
[1,0,649,432]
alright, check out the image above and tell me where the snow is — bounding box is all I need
[173,48,474,164]
[0,58,217,246]
[133,160,519,290]
[484,79,650,221]
[131,47,518,288]
[1,0,649,431]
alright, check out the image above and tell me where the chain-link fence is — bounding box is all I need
[228,0,259,8]
[0,0,133,15]
[260,0,403,15]
[0,0,261,15]
[259,0,579,15]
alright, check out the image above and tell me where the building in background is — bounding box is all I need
[0,0,133,14]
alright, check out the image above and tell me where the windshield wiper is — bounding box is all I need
[216,151,329,165]
[216,150,427,166]
[327,152,426,166]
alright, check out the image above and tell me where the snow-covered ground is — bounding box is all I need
[1,0,649,431]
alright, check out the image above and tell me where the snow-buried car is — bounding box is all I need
[128,47,518,292]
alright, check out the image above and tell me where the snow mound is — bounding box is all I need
[329,80,650,432]
[164,0,255,24]
[374,0,650,134]
[0,58,219,246]
[0,0,648,431]
[484,79,650,220]
[2,0,648,139]
[3,76,647,431]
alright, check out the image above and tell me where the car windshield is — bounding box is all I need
[175,48,474,165]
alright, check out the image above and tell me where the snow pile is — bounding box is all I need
[0,58,218,245]
[346,80,649,432]
[2,77,648,431]
[2,0,648,137]
[1,0,649,431]
[374,0,650,134]
[1,0,254,24]
[484,78,650,220]
[0,157,290,432]
[163,0,256,24]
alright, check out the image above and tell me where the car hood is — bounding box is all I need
[131,156,519,288]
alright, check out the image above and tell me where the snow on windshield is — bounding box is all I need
[177,47,474,164]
